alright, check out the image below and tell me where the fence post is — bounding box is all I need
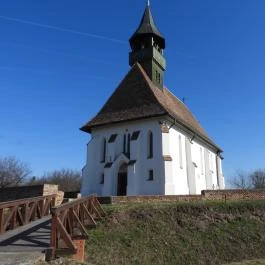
[50,214,58,260]
[0,208,4,234]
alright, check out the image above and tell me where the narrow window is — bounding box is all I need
[127,133,131,158]
[147,170,154,181]
[200,147,204,175]
[147,131,153,159]
[100,173,104,184]
[101,139,106,163]
[179,135,183,169]
[123,134,126,153]
[209,152,213,172]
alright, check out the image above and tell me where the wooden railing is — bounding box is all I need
[0,195,56,234]
[50,195,106,259]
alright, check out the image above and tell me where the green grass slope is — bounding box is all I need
[85,201,265,265]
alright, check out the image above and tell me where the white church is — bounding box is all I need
[81,3,225,197]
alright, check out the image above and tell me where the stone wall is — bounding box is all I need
[0,185,44,202]
[98,189,265,204]
[100,195,202,204]
[202,189,265,201]
[0,184,64,205]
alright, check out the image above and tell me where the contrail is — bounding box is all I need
[0,15,126,44]
[0,66,111,80]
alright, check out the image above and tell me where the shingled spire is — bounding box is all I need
[129,2,166,89]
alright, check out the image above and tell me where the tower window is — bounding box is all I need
[147,131,153,159]
[147,170,154,181]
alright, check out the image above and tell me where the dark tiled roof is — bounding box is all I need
[81,63,222,151]
[129,5,165,48]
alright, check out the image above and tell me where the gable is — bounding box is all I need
[81,63,221,151]
[80,64,167,132]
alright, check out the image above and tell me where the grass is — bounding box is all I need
[84,200,265,265]
[227,260,265,265]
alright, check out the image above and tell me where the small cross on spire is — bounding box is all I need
[147,0,150,7]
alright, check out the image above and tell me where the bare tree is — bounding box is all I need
[230,170,252,189]
[31,169,81,192]
[231,169,265,190]
[0,157,31,189]
[250,169,265,189]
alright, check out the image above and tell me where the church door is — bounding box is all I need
[117,173,127,196]
[117,163,128,196]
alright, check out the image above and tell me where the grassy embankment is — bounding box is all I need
[84,200,265,265]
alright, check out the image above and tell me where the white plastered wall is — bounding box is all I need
[81,118,165,196]
[163,127,189,195]
[162,121,223,195]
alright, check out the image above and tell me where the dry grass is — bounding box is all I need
[226,259,265,265]
[36,201,265,265]
[85,200,265,265]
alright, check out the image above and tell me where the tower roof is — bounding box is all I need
[129,4,165,49]
[80,63,222,152]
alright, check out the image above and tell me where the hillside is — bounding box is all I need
[84,201,265,265]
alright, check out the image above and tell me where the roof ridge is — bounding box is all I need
[135,65,221,149]
[134,63,169,110]
[163,87,203,126]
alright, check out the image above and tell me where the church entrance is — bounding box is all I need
[117,164,128,196]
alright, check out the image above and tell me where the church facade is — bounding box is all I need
[81,3,225,196]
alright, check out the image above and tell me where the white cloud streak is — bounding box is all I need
[0,15,126,44]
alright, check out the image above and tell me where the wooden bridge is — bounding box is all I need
[0,194,105,262]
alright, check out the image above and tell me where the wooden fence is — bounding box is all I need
[0,194,56,234]
[50,195,106,259]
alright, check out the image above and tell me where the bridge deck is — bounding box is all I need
[0,216,51,252]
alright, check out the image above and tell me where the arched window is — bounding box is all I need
[179,135,183,169]
[147,131,153,159]
[101,138,106,163]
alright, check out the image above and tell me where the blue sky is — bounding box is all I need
[0,0,265,185]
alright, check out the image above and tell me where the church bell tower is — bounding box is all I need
[129,1,166,89]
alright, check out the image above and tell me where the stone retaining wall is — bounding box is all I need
[202,189,265,201]
[98,189,265,204]
[99,195,202,204]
